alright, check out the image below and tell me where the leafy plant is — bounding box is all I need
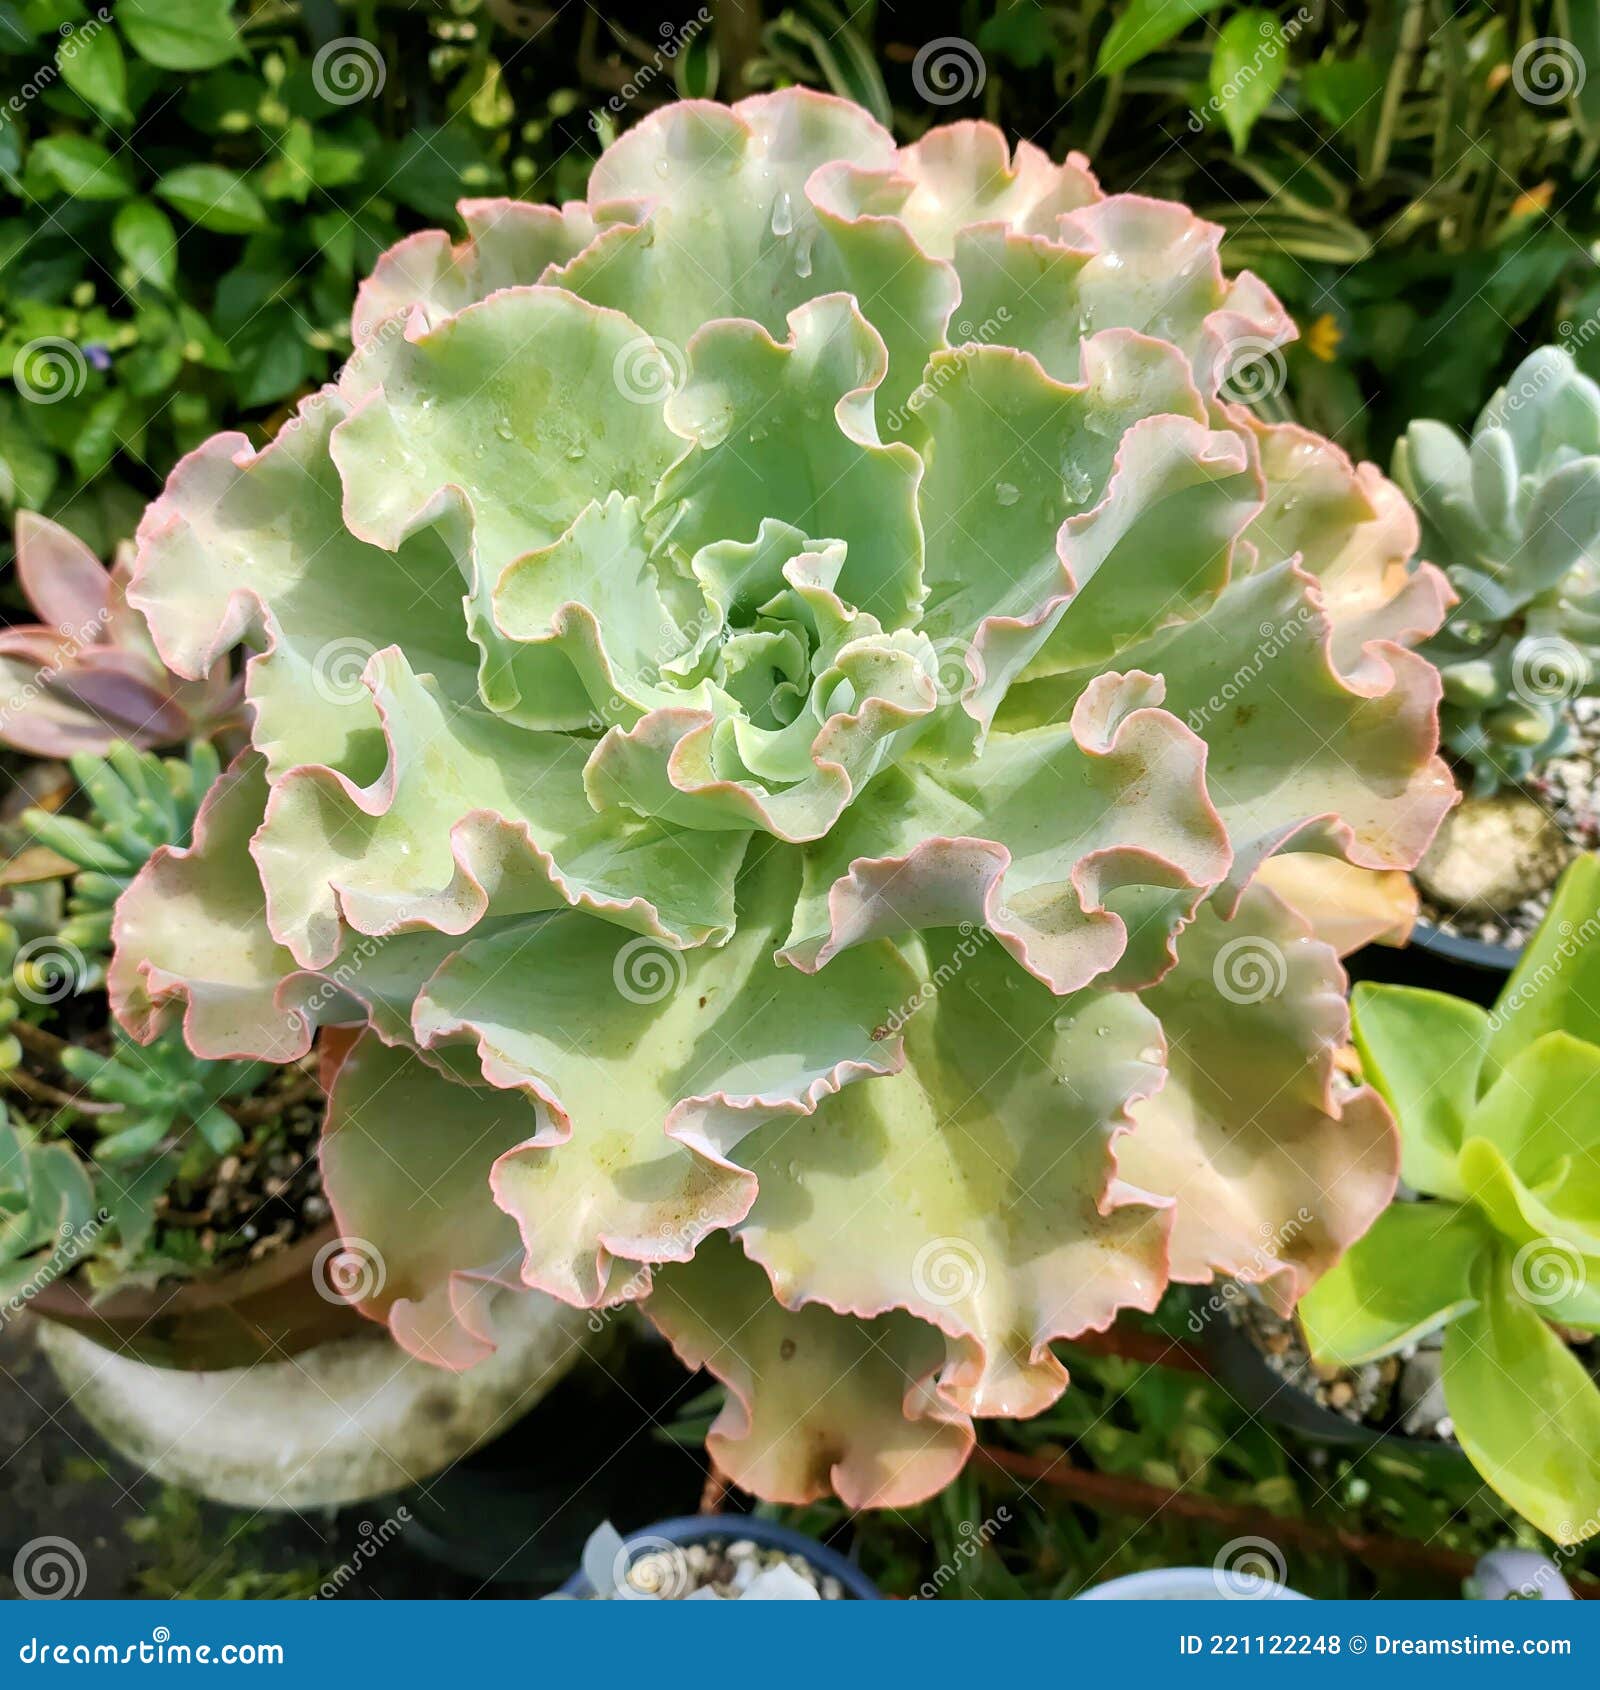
[115,89,1455,1506]
[0,0,596,557]
[1394,346,1600,795]
[0,513,239,755]
[0,741,289,1290]
[1301,853,1600,1544]
[0,1102,97,1299]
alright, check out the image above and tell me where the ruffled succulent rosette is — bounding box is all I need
[111,92,1455,1507]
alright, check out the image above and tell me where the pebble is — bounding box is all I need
[1423,697,1599,947]
[1415,791,1574,915]
[594,1538,849,1600]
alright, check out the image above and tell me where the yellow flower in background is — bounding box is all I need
[1305,313,1342,362]
[1511,180,1556,218]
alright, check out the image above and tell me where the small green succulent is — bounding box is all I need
[23,740,220,961]
[0,742,283,1292]
[1301,853,1600,1544]
[0,743,220,1070]
[59,1027,267,1169]
[1395,346,1600,795]
[0,1105,99,1302]
[0,879,67,1071]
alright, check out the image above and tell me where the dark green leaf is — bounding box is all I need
[1209,10,1287,150]
[230,308,312,407]
[57,17,130,122]
[111,198,177,292]
[155,162,267,233]
[1297,56,1383,129]
[1096,0,1228,78]
[119,0,238,71]
[30,134,135,200]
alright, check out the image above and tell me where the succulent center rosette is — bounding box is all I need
[112,92,1456,1506]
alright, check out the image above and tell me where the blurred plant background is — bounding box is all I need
[4,0,1600,1599]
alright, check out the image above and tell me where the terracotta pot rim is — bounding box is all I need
[27,1218,342,1326]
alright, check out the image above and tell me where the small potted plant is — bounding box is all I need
[1300,853,1600,1545]
[1367,348,1600,995]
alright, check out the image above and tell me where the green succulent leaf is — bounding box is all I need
[156,165,268,234]
[1401,348,1600,794]
[1350,982,1489,1199]
[1489,855,1600,1068]
[1299,1201,1488,1366]
[1443,1254,1600,1546]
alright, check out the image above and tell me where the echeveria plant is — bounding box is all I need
[1301,854,1600,1544]
[0,514,241,757]
[112,93,1455,1505]
[1394,346,1600,795]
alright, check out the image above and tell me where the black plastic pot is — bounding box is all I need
[396,1326,710,1587]
[1345,920,1514,1008]
[1189,1293,1469,1472]
[558,1513,882,1600]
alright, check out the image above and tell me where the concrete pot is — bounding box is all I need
[38,1285,592,1509]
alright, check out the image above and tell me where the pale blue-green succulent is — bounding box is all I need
[1396,346,1600,794]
